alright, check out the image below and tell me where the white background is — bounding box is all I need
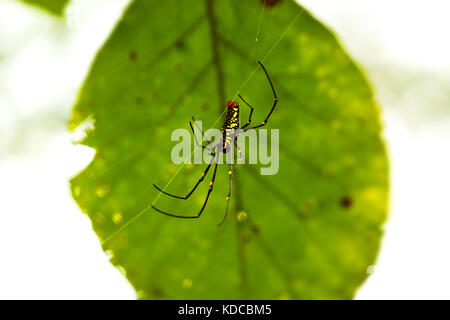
[0,0,449,299]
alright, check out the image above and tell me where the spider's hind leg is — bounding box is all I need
[152,154,219,219]
[218,163,233,226]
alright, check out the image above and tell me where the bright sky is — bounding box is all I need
[0,0,449,299]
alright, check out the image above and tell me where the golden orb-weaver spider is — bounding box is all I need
[152,61,277,225]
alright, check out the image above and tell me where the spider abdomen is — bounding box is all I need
[222,104,240,153]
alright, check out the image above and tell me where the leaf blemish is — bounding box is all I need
[129,50,138,61]
[112,211,123,224]
[182,278,193,288]
[262,0,282,7]
[237,211,248,222]
[95,185,109,198]
[175,40,185,50]
[241,233,252,243]
[340,195,353,209]
[251,224,261,234]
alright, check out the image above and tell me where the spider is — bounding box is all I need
[152,61,277,225]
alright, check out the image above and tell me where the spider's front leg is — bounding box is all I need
[238,94,254,130]
[190,116,215,150]
[243,61,278,131]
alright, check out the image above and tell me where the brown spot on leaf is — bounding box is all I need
[251,224,261,234]
[262,0,281,7]
[241,233,252,243]
[129,50,138,61]
[340,195,353,209]
[151,286,164,298]
[175,40,185,50]
[126,268,137,278]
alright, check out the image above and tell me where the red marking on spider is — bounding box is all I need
[227,101,237,108]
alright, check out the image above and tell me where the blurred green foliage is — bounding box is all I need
[70,0,389,299]
[20,0,68,16]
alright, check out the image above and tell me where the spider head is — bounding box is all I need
[226,101,238,108]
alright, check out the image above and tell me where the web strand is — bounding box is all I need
[232,6,305,100]
[251,0,266,59]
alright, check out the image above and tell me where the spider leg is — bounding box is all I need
[244,61,278,131]
[192,116,211,141]
[229,133,243,163]
[190,120,209,150]
[152,154,219,219]
[191,116,217,149]
[218,163,233,226]
[238,94,254,130]
[152,151,216,200]
[236,144,243,163]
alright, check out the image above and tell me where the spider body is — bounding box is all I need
[152,61,277,225]
[222,101,240,153]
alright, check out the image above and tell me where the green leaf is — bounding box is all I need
[70,0,389,299]
[20,0,68,16]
